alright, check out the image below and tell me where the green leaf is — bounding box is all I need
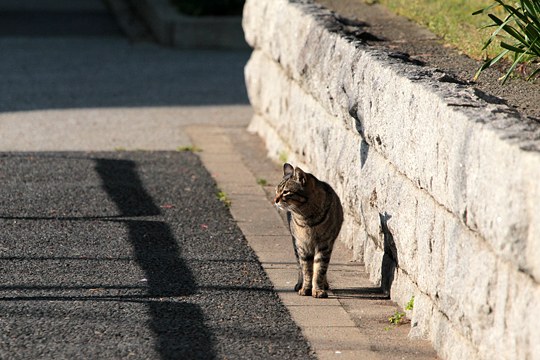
[472,2,499,16]
[500,41,527,53]
[501,44,531,83]
[527,66,540,80]
[474,49,510,80]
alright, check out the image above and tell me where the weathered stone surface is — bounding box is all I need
[243,1,540,359]
[244,0,540,281]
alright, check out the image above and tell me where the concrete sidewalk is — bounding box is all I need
[0,1,437,359]
[187,126,437,359]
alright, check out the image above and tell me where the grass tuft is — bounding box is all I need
[406,296,415,311]
[366,0,540,83]
[366,0,499,60]
[388,311,406,325]
[217,190,232,207]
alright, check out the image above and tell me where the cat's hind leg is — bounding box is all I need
[294,268,303,292]
[291,235,304,292]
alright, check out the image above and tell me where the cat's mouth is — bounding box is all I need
[274,195,287,210]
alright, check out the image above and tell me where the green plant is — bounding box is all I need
[177,145,202,153]
[256,178,268,186]
[217,190,231,207]
[388,311,406,325]
[406,296,415,311]
[473,0,540,83]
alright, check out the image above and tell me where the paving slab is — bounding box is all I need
[187,126,438,359]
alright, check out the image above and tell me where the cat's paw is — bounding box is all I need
[322,279,329,290]
[313,289,328,298]
[298,287,312,296]
[294,282,302,292]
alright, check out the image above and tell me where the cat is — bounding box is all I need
[274,163,343,298]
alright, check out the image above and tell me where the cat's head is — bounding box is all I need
[274,163,311,211]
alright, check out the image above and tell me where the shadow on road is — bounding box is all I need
[0,153,218,359]
[95,158,216,358]
[0,10,121,37]
[0,3,250,113]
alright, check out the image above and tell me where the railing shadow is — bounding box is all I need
[0,154,217,359]
[94,157,215,358]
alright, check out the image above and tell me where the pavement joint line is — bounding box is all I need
[186,125,386,358]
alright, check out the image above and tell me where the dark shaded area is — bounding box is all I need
[349,102,370,168]
[323,11,383,44]
[126,220,195,297]
[360,140,369,169]
[149,302,213,360]
[332,286,389,300]
[388,51,426,67]
[379,212,397,295]
[171,0,245,16]
[96,158,203,358]
[95,159,161,217]
[0,11,121,37]
[0,44,250,111]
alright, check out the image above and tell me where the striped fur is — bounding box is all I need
[275,163,343,298]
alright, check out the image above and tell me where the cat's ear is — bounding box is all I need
[295,167,308,186]
[283,163,294,178]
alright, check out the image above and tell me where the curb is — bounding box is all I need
[130,0,249,49]
[186,126,437,360]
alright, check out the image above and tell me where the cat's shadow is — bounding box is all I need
[330,286,390,300]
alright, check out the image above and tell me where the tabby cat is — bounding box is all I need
[275,163,343,298]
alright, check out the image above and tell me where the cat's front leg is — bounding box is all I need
[297,256,313,296]
[312,248,332,298]
[312,263,328,298]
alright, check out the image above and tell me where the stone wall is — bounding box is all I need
[242,0,540,359]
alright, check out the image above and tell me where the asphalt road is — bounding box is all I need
[0,1,313,359]
[0,151,313,359]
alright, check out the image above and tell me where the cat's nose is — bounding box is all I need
[274,194,281,203]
